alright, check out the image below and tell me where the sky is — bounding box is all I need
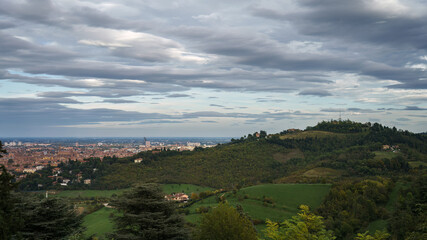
[0,0,426,137]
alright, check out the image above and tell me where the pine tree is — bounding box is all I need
[16,195,84,239]
[110,183,189,240]
[0,165,21,239]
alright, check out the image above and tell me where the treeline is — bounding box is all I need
[306,119,370,133]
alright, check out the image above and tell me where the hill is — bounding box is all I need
[94,120,426,189]
[17,120,427,191]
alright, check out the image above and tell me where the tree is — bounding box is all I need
[15,195,84,239]
[263,205,336,240]
[0,165,21,239]
[354,230,390,240]
[110,183,188,240]
[0,141,6,158]
[193,202,257,240]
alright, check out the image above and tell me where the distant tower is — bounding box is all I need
[339,110,342,122]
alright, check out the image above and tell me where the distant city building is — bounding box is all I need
[187,142,201,147]
[84,179,91,185]
[134,158,143,163]
[145,141,151,147]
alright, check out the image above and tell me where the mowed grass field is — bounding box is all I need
[83,207,116,239]
[373,151,400,160]
[186,184,331,223]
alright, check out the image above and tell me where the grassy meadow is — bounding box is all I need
[186,184,331,223]
[57,183,331,238]
[82,207,116,239]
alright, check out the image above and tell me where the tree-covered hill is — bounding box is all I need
[94,120,426,189]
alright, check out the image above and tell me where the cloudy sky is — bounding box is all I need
[0,0,426,137]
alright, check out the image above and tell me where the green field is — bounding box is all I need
[373,151,399,160]
[83,207,116,239]
[161,184,214,195]
[303,167,343,178]
[72,183,331,238]
[186,184,331,223]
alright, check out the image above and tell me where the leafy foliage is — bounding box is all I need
[262,205,336,240]
[316,178,392,239]
[109,183,189,240]
[354,230,390,240]
[193,202,258,240]
[389,173,427,240]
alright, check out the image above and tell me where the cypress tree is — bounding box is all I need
[110,183,189,240]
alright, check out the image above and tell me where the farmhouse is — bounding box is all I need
[165,193,189,202]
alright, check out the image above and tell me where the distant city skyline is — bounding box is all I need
[1,0,426,137]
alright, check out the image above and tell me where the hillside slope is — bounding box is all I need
[97,121,427,189]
